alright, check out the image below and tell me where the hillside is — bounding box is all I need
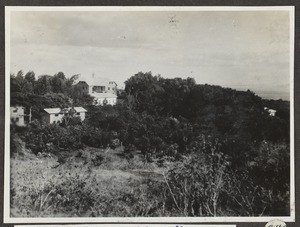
[10,71,290,217]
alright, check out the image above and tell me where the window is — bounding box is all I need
[55,114,59,117]
[112,87,115,90]
[13,109,17,113]
[77,112,80,115]
[108,87,110,90]
[16,117,19,122]
[53,121,56,124]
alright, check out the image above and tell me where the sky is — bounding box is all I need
[9,8,292,100]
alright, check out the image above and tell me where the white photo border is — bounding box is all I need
[4,5,296,224]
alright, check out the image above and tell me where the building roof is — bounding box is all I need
[73,107,87,112]
[43,108,61,114]
[91,93,117,98]
[74,81,89,86]
[74,76,117,87]
[43,107,87,114]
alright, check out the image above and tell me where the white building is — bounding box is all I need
[73,77,118,106]
[92,93,117,106]
[74,78,118,96]
[10,106,25,126]
[41,107,87,124]
[264,107,277,117]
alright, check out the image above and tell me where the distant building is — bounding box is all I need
[10,106,25,126]
[106,81,118,94]
[93,93,118,106]
[74,78,118,96]
[74,77,118,105]
[75,81,90,96]
[41,107,87,124]
[264,107,277,117]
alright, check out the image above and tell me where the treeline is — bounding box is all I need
[11,71,290,216]
[124,72,289,143]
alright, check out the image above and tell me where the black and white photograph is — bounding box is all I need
[4,6,295,223]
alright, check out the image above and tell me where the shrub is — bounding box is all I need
[12,174,97,217]
[49,175,96,214]
[25,123,83,154]
[165,151,230,216]
[163,136,290,216]
[10,132,23,156]
[91,154,104,166]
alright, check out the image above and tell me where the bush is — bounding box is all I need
[12,174,97,217]
[165,150,230,216]
[91,154,104,166]
[10,132,23,156]
[81,126,112,148]
[49,175,96,214]
[25,123,83,154]
[164,136,290,216]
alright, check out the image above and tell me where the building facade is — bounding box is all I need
[93,93,117,106]
[74,78,118,105]
[75,81,90,96]
[106,81,118,94]
[264,107,277,117]
[10,106,25,126]
[42,107,87,124]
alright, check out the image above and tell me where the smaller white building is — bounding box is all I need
[42,107,87,124]
[264,107,277,117]
[92,93,117,106]
[10,106,25,126]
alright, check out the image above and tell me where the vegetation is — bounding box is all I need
[10,71,290,217]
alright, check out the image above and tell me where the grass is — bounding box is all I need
[10,146,169,217]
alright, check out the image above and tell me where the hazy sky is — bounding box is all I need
[9,8,292,100]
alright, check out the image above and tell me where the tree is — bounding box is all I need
[24,71,36,84]
[16,70,24,78]
[11,70,34,94]
[124,72,196,116]
[158,77,196,116]
[11,74,21,93]
[124,72,161,113]
[65,74,79,95]
[51,72,67,93]
[34,75,52,95]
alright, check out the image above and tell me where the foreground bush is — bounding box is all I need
[25,123,83,154]
[164,137,290,216]
[24,123,117,154]
[11,174,96,217]
[165,151,231,216]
